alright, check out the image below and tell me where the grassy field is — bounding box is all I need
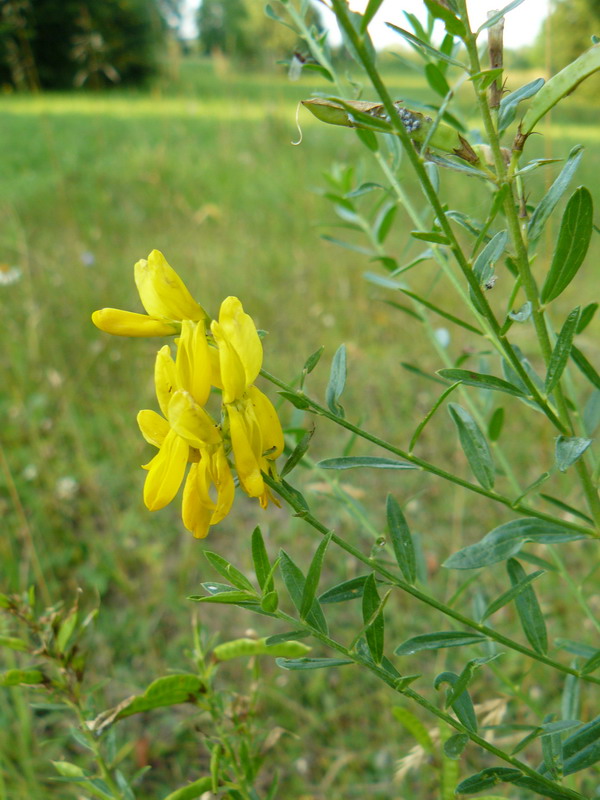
[1,55,600,798]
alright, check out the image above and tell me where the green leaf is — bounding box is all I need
[326,344,346,418]
[498,78,545,133]
[562,674,580,721]
[355,127,378,152]
[555,436,592,473]
[508,301,532,323]
[300,534,332,620]
[473,230,508,288]
[434,671,477,732]
[0,635,28,652]
[444,518,584,570]
[276,657,353,670]
[0,669,44,686]
[362,574,385,664]
[203,551,255,593]
[456,768,523,793]
[386,495,416,584]
[444,733,469,759]
[522,44,600,135]
[281,428,314,478]
[411,230,450,244]
[278,390,310,410]
[488,407,505,441]
[425,62,451,97]
[189,591,257,605]
[303,346,324,376]
[437,368,525,397]
[279,550,328,634]
[481,570,545,621]
[374,203,397,243]
[319,576,369,604]
[399,289,484,335]
[448,403,495,489]
[251,526,272,592]
[571,344,600,390]
[162,778,214,800]
[392,706,434,751]
[528,145,584,243]
[577,302,598,333]
[423,0,465,36]
[477,0,526,32]
[386,23,467,68]
[545,307,581,392]
[540,493,593,523]
[318,456,418,471]
[506,558,548,654]
[541,188,593,303]
[581,649,600,675]
[395,631,486,655]
[561,713,600,776]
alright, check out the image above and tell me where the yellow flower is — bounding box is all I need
[138,338,234,539]
[211,297,284,506]
[92,250,207,337]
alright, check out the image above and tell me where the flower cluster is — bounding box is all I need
[92,250,284,538]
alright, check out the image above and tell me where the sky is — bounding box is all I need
[181,1,549,49]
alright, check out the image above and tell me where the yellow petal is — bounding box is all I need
[134,250,206,322]
[218,296,263,386]
[208,345,223,389]
[154,345,177,418]
[176,320,212,406]
[227,404,264,497]
[248,385,284,460]
[137,409,170,448]
[143,428,188,511]
[182,462,214,539]
[210,445,235,524]
[92,308,178,337]
[168,390,222,447]
[211,320,247,403]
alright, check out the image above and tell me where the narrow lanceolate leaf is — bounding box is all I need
[325,344,347,417]
[300,534,332,620]
[251,527,272,592]
[360,0,385,32]
[472,230,508,288]
[362,573,385,664]
[555,436,592,473]
[488,407,504,441]
[521,44,600,135]
[281,428,314,478]
[577,302,598,333]
[444,733,469,759]
[444,518,585,570]
[203,551,255,593]
[541,188,593,304]
[481,570,545,621]
[559,713,600,777]
[386,24,467,68]
[162,777,213,800]
[434,671,478,732]
[571,344,600,390]
[318,456,418,471]
[506,559,548,655]
[478,0,526,32]
[395,631,487,655]
[581,649,600,675]
[279,550,328,634]
[545,308,581,393]
[319,575,369,604]
[303,345,325,376]
[498,78,545,133]
[423,0,465,37]
[386,495,416,584]
[392,706,434,751]
[528,145,583,243]
[448,403,495,489]
[276,657,353,670]
[437,369,525,397]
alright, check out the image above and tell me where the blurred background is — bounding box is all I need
[1,1,600,797]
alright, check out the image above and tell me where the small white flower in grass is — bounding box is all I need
[55,476,79,500]
[0,264,22,286]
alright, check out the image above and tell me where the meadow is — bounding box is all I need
[1,54,599,798]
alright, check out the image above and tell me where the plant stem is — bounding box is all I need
[263,368,595,538]
[272,608,588,800]
[263,473,600,688]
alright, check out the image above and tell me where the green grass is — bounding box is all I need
[1,56,600,798]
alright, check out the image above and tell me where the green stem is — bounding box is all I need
[458,0,600,529]
[69,703,124,799]
[263,368,595,538]
[329,0,568,435]
[263,473,600,687]
[271,607,588,800]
